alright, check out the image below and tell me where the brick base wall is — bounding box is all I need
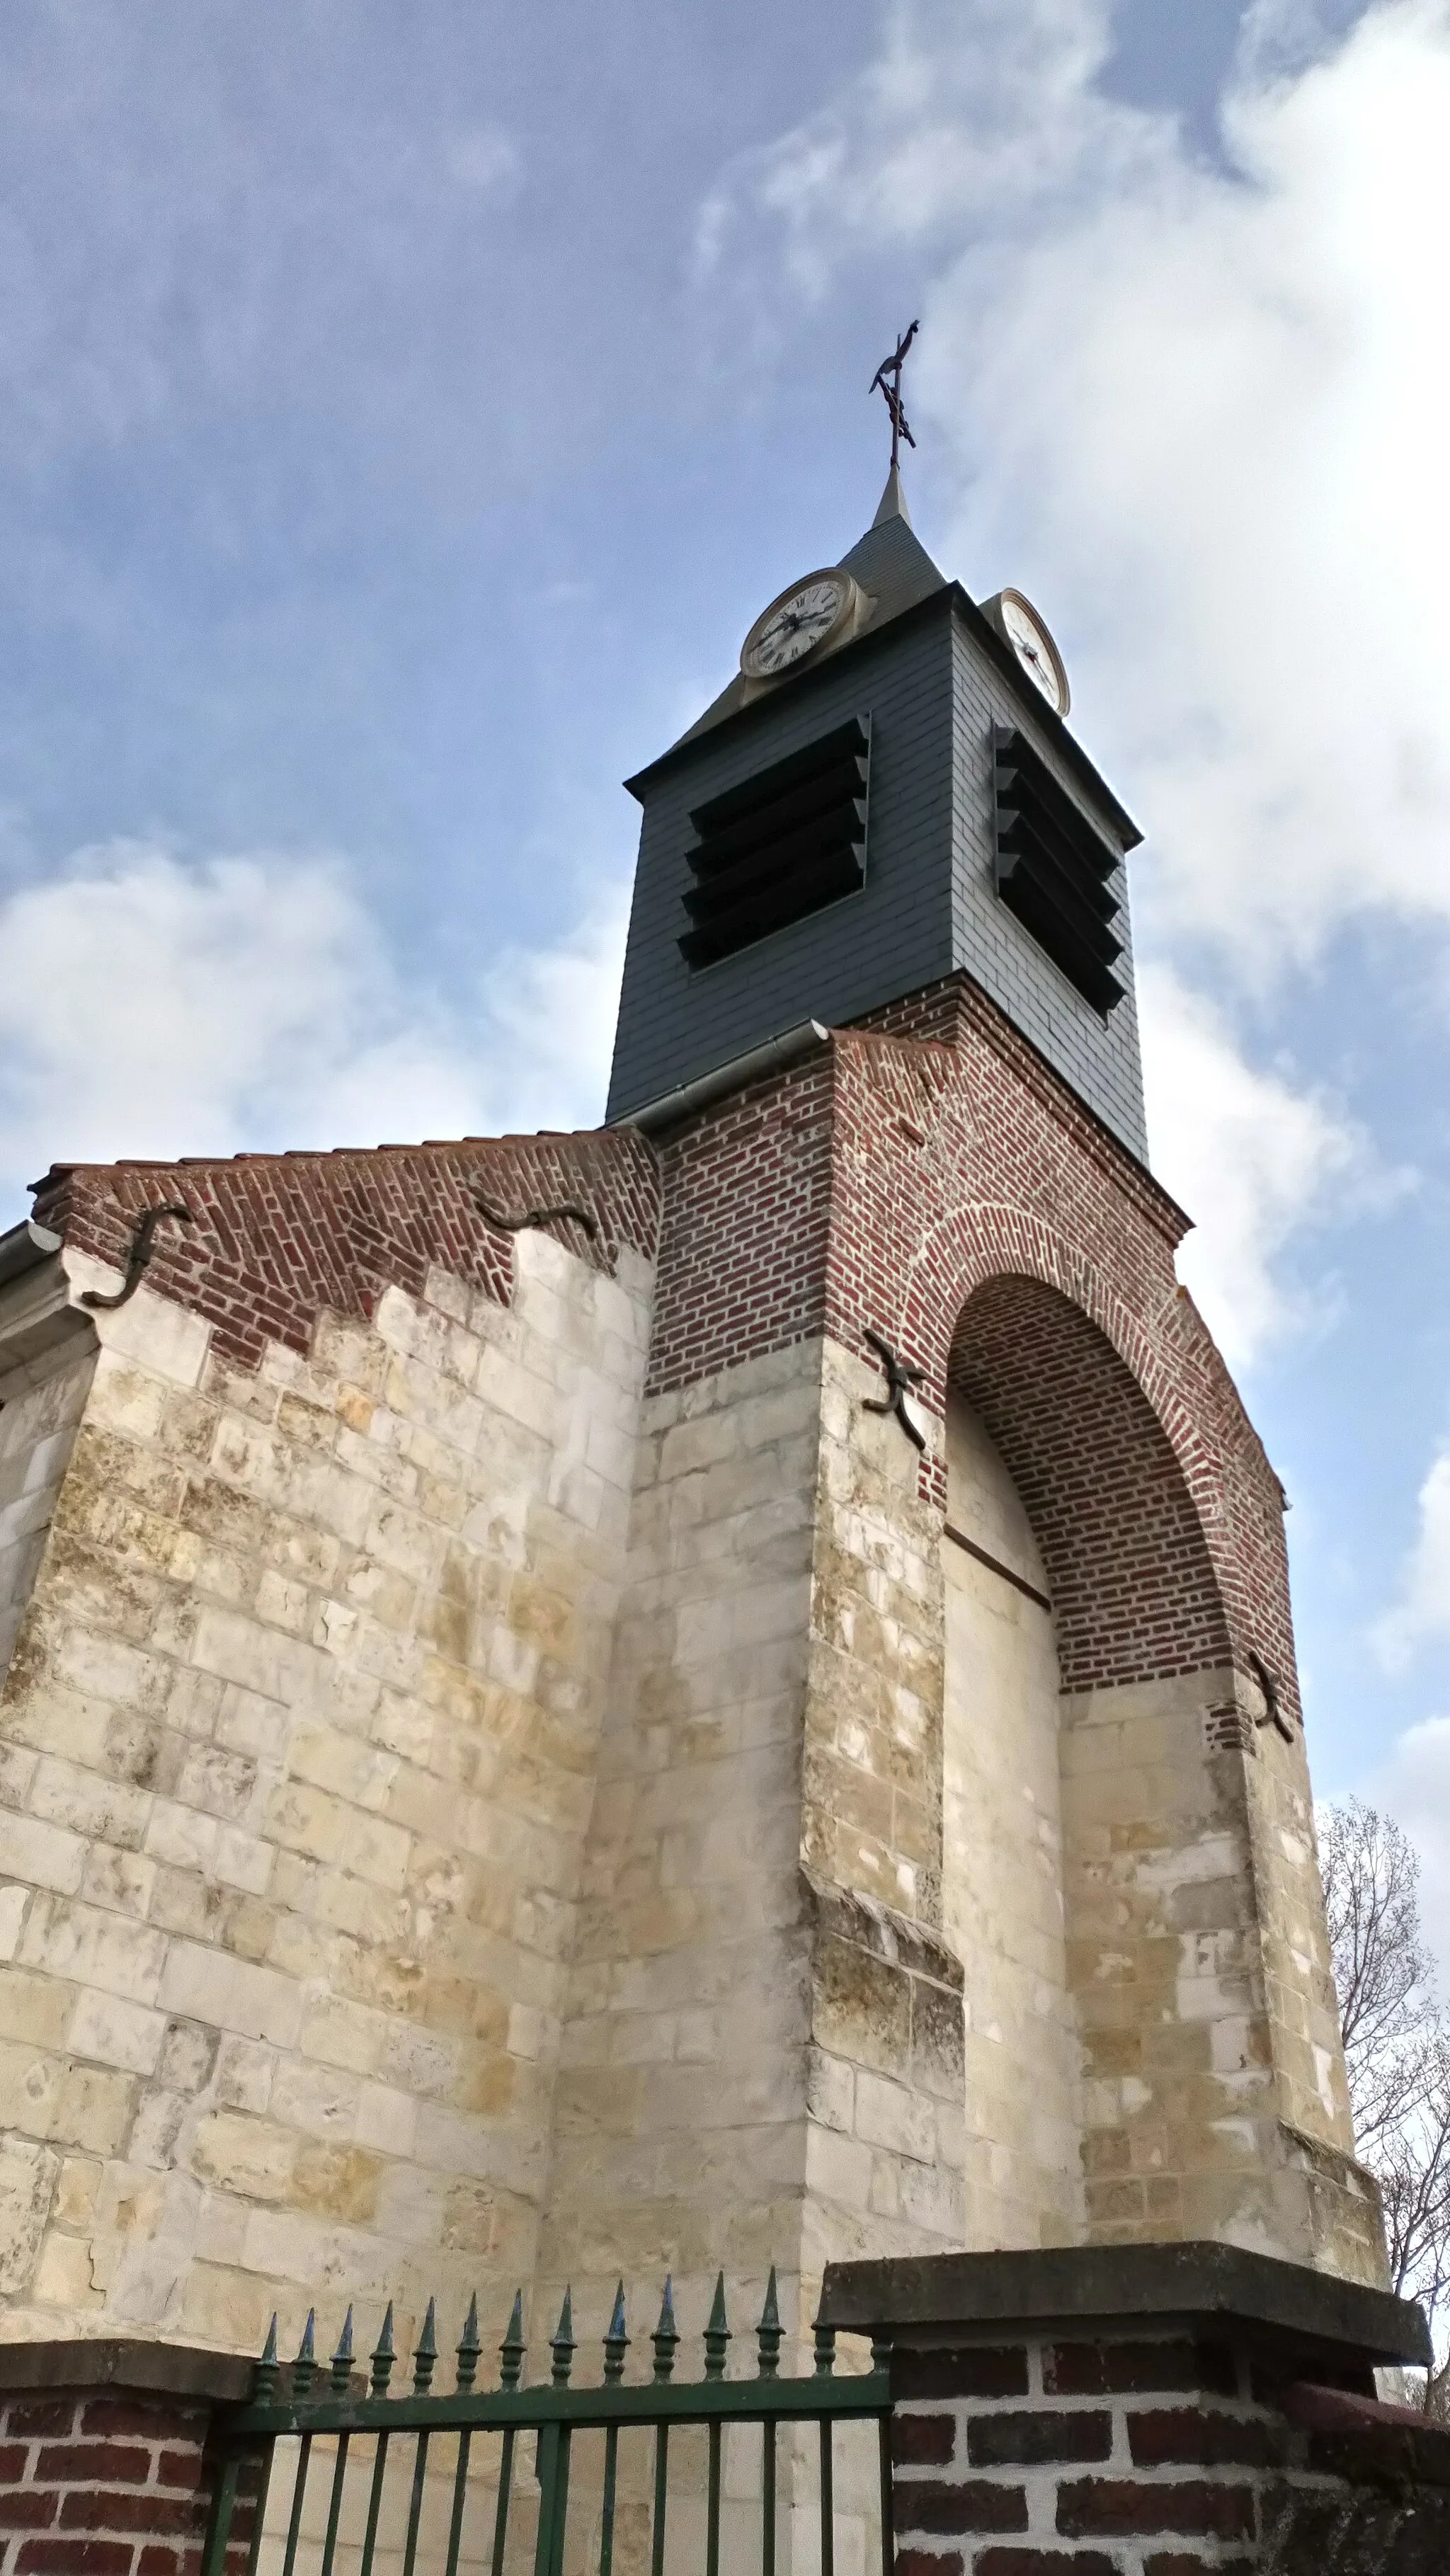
[889,2335,1450,2575]
[0,2349,255,2576]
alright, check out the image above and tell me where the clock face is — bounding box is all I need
[993,589,1070,716]
[741,571,855,680]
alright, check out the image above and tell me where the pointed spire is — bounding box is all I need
[253,2313,280,2404]
[292,2309,317,2403]
[651,2277,679,2383]
[331,2306,355,2394]
[551,2287,576,2386]
[872,462,913,529]
[370,2301,396,2398]
[456,2292,482,2394]
[703,2272,731,2381]
[413,2296,438,2395]
[756,2269,782,2380]
[603,2282,629,2384]
[500,2291,525,2391]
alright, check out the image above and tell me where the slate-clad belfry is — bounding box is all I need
[0,469,1383,2375]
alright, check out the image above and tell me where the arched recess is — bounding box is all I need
[939,1271,1238,2252]
[948,1273,1232,1695]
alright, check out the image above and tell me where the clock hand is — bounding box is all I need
[748,585,843,672]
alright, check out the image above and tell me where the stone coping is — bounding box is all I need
[818,2240,1431,2367]
[0,2338,254,2404]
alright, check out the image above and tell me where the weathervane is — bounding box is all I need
[871,320,920,470]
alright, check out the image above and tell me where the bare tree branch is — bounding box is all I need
[1320,1797,1449,2408]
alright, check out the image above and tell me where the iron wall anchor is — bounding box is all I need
[862,1325,927,1452]
[473,1193,598,1242]
[1248,1648,1294,1742]
[80,1201,192,1312]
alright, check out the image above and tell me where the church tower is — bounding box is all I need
[607,474,1143,1157]
[538,463,1383,2334]
[0,439,1380,2369]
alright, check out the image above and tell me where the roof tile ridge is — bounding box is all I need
[33,1123,626,1191]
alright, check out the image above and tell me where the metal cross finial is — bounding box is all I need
[870,320,920,471]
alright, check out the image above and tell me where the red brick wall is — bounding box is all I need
[33,1128,661,1374]
[643,1054,835,1392]
[890,2337,1450,2575]
[0,2383,256,2576]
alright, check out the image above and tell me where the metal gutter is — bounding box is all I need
[612,1019,830,1134]
[0,1217,62,1290]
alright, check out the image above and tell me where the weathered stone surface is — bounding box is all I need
[0,1233,651,2347]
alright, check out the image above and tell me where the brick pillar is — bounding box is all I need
[820,2241,1442,2575]
[0,2342,256,2576]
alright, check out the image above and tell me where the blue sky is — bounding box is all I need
[3,1,1450,1937]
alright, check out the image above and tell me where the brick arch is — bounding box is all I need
[900,1201,1169,1426]
[947,1271,1233,1695]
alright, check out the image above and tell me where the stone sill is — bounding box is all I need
[0,2338,253,2405]
[818,2240,1430,2367]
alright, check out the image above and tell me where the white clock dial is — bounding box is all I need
[741,571,855,681]
[987,589,1071,716]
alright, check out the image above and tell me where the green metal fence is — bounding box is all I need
[201,2273,894,2576]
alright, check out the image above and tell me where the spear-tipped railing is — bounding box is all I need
[200,2270,893,2576]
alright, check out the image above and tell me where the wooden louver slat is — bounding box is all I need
[679,716,870,970]
[992,726,1126,1015]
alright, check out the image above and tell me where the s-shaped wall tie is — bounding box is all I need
[472,1192,599,1242]
[80,1201,193,1312]
[1248,1648,1294,1743]
[862,1324,927,1452]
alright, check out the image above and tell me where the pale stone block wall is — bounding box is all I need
[1060,1668,1381,2280]
[801,1344,966,2291]
[940,1395,1080,2251]
[1063,1668,1255,2245]
[546,1334,969,2392]
[0,1230,652,2353]
[1243,1702,1386,2282]
[544,1337,823,2354]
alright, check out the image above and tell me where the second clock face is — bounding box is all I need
[741,571,855,680]
[995,590,1071,716]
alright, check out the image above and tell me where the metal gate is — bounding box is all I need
[201,2272,894,2576]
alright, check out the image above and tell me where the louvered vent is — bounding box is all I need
[678,716,870,971]
[992,726,1125,1014]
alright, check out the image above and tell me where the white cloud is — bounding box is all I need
[1138,961,1390,1367]
[0,843,627,1216]
[705,0,1450,973]
[1374,1448,1450,1671]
